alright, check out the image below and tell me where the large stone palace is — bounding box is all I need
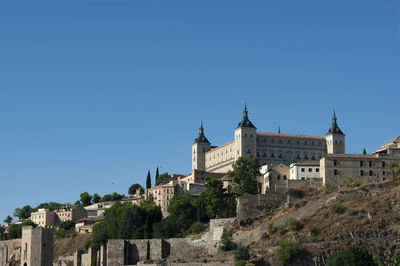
[192,103,345,173]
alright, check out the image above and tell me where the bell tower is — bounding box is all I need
[325,110,345,154]
[192,121,211,170]
[234,102,257,160]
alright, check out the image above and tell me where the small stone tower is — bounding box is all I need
[234,102,257,160]
[325,110,345,154]
[192,121,211,170]
[21,226,53,266]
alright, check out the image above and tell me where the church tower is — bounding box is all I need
[192,121,211,170]
[325,110,345,154]
[234,102,257,160]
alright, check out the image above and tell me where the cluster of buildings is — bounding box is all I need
[137,104,399,216]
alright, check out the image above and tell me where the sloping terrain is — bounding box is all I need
[229,181,400,265]
[53,233,92,261]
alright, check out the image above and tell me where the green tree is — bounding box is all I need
[13,205,33,220]
[146,170,151,189]
[74,200,81,206]
[59,220,75,231]
[7,220,36,239]
[100,192,124,202]
[155,167,159,185]
[80,192,92,207]
[93,193,101,204]
[228,155,260,195]
[128,184,144,195]
[34,201,62,211]
[277,240,304,263]
[235,246,250,261]
[363,148,367,154]
[326,246,377,266]
[203,177,227,219]
[156,172,170,185]
[0,226,5,240]
[3,215,12,224]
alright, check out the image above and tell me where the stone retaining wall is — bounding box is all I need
[236,193,286,218]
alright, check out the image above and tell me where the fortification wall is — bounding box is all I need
[236,193,286,218]
[0,239,21,266]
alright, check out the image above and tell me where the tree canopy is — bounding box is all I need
[99,192,125,202]
[80,192,92,207]
[228,154,260,195]
[326,246,377,266]
[128,183,144,195]
[13,205,33,220]
[156,172,169,185]
[3,215,12,224]
[146,170,151,189]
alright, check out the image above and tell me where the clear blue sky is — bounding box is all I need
[0,0,399,222]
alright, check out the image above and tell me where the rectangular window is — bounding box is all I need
[334,160,337,166]
[360,170,364,176]
[308,168,312,172]
[382,171,385,176]
[382,161,386,168]
[369,161,372,167]
[316,168,319,172]
[334,169,338,175]
[369,170,373,176]
[360,161,363,167]
[301,168,305,172]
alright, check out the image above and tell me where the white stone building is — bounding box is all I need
[290,161,321,180]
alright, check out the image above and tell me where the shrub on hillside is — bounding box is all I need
[286,217,301,231]
[330,203,346,214]
[235,260,247,266]
[326,245,377,266]
[235,246,250,261]
[277,240,304,263]
[186,221,205,235]
[277,224,286,235]
[267,222,276,234]
[219,228,237,251]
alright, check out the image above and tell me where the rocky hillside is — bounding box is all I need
[228,181,400,265]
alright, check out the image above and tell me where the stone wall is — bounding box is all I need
[168,238,205,263]
[106,239,124,266]
[199,218,235,242]
[0,239,21,266]
[274,179,323,192]
[236,193,286,218]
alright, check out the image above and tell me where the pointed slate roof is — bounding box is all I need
[237,102,256,129]
[326,109,344,135]
[194,121,210,144]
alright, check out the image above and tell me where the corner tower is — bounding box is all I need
[192,121,211,170]
[234,102,257,160]
[325,110,345,154]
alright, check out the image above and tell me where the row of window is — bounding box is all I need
[258,138,323,146]
[332,169,384,176]
[257,151,322,161]
[333,160,386,168]
[301,168,320,173]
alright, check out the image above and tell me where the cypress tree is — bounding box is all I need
[363,148,367,155]
[146,170,151,189]
[155,167,159,185]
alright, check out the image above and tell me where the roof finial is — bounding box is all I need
[333,109,336,119]
[243,100,248,118]
[244,100,247,112]
[199,120,204,135]
[278,125,281,134]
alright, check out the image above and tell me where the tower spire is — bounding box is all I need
[194,120,210,144]
[278,125,281,134]
[326,109,344,135]
[237,102,256,128]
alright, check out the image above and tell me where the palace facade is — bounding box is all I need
[192,104,345,173]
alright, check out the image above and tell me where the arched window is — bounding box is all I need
[277,175,280,180]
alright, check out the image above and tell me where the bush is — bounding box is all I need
[235,246,250,261]
[277,240,304,263]
[219,229,237,251]
[187,221,205,235]
[286,217,301,231]
[326,246,377,266]
[342,176,353,186]
[277,224,286,235]
[267,222,275,234]
[288,189,305,198]
[235,260,247,266]
[330,203,346,214]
